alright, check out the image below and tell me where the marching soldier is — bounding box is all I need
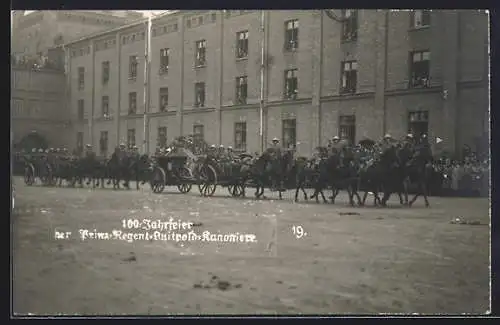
[270,138,284,190]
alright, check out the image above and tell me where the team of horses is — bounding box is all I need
[24,142,433,208]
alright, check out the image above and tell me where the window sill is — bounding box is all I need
[340,38,357,44]
[236,56,248,62]
[234,99,248,105]
[408,25,430,32]
[194,64,206,70]
[340,89,356,95]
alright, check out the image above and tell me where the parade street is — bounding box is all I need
[12,179,490,315]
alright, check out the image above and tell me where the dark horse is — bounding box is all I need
[244,149,295,200]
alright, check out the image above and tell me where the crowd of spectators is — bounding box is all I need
[433,151,489,197]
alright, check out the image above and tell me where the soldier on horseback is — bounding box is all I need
[269,137,284,190]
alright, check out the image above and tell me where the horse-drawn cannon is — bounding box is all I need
[149,152,195,194]
[196,154,250,197]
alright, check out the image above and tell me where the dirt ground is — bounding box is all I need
[11,178,490,315]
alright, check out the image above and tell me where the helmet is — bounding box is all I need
[210,144,216,148]
[384,134,392,139]
[227,146,233,150]
[272,137,279,142]
[38,149,44,153]
[86,144,92,148]
[332,136,340,141]
[133,145,138,149]
[406,133,414,139]
[119,143,126,147]
[219,145,224,148]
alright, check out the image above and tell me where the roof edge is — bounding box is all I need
[62,10,180,47]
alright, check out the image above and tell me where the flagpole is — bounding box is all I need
[142,14,152,154]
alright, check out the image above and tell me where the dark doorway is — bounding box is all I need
[16,132,48,151]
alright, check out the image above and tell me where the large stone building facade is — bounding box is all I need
[11,66,69,149]
[62,10,489,157]
[11,10,143,57]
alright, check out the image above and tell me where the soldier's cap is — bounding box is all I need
[210,144,216,148]
[32,148,36,152]
[133,145,138,149]
[39,149,44,152]
[228,146,233,149]
[406,133,414,138]
[332,136,340,140]
[86,144,92,148]
[272,137,279,142]
[384,134,392,139]
[219,145,224,148]
[119,143,126,147]
[421,134,427,138]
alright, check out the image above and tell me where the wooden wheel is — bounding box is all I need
[177,167,193,193]
[228,184,245,197]
[150,166,166,193]
[198,164,217,197]
[24,163,35,186]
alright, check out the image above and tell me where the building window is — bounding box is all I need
[410,50,430,88]
[339,115,356,145]
[340,61,357,94]
[284,19,299,51]
[101,96,109,118]
[194,82,205,107]
[77,67,85,89]
[282,119,297,150]
[410,10,431,29]
[157,126,167,148]
[341,10,358,42]
[236,31,249,59]
[127,128,136,148]
[234,122,247,152]
[284,69,298,100]
[102,61,110,85]
[159,48,169,74]
[195,40,207,67]
[159,87,168,112]
[128,92,137,114]
[77,99,84,121]
[193,124,204,144]
[129,55,138,79]
[235,76,248,104]
[408,111,429,138]
[99,131,108,156]
[76,132,83,155]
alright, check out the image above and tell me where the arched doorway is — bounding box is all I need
[16,131,48,151]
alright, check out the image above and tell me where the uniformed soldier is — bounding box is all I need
[208,144,217,160]
[132,145,140,158]
[218,145,225,160]
[85,144,96,160]
[227,146,234,160]
[329,136,342,156]
[269,138,284,190]
[381,134,394,151]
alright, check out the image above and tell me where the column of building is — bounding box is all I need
[310,10,324,152]
[115,32,122,147]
